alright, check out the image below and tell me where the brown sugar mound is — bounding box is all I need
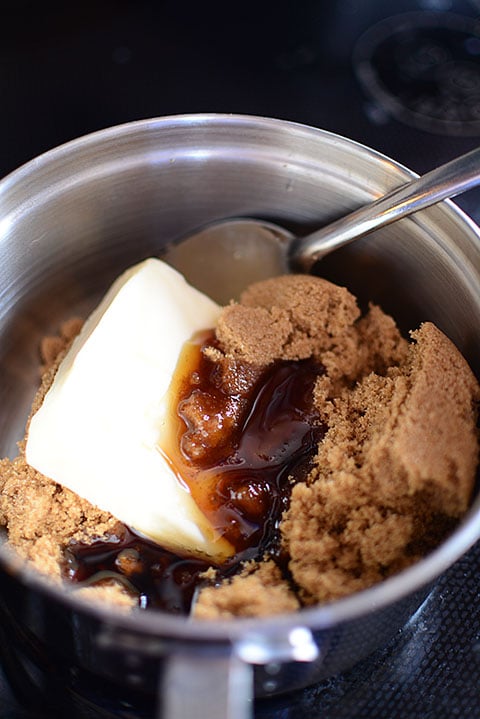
[216,275,408,388]
[194,560,300,619]
[0,453,122,579]
[217,274,361,371]
[281,321,480,604]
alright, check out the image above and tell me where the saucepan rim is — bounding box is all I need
[0,112,479,646]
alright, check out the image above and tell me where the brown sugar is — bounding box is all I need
[0,274,478,617]
[194,560,300,619]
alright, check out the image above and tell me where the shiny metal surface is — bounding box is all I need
[165,219,291,304]
[166,145,480,295]
[0,114,479,719]
[293,144,480,268]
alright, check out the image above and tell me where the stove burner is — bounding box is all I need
[353,12,480,136]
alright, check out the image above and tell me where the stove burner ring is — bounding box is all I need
[353,11,480,137]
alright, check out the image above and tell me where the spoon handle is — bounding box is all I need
[292,145,480,270]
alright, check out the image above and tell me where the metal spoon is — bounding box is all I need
[164,145,480,304]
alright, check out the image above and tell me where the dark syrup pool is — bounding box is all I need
[65,341,325,614]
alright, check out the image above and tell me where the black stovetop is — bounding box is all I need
[2,1,480,717]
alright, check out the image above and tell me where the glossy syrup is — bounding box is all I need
[65,334,325,613]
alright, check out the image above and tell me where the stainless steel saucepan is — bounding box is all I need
[0,114,479,719]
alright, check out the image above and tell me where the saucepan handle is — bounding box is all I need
[160,647,254,719]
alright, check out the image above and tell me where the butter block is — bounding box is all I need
[26,258,234,561]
